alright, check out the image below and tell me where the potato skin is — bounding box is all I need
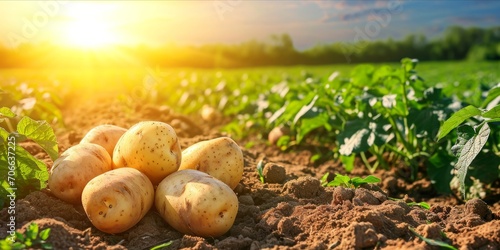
[155,169,238,237]
[82,168,154,234]
[112,121,181,185]
[49,143,112,204]
[80,124,127,158]
[179,137,243,189]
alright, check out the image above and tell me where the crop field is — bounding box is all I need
[1,59,500,249]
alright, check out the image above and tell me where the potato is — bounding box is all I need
[113,121,181,185]
[200,105,221,122]
[268,126,290,145]
[81,168,154,234]
[155,169,238,237]
[49,143,112,204]
[178,137,243,189]
[80,124,127,158]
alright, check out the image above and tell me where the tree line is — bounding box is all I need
[0,26,499,68]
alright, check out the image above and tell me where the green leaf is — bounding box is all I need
[327,174,352,188]
[150,241,173,250]
[0,107,16,118]
[27,223,38,240]
[437,105,482,141]
[16,117,58,160]
[337,115,391,155]
[297,112,330,144]
[407,201,431,210]
[320,173,329,187]
[482,105,500,119]
[409,227,457,250]
[427,151,455,194]
[340,154,355,172]
[256,159,265,183]
[350,175,381,188]
[39,228,51,241]
[481,85,500,108]
[451,125,475,156]
[293,95,318,125]
[455,122,490,198]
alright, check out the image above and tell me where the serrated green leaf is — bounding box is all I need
[16,117,58,160]
[482,105,500,119]
[455,122,490,199]
[0,107,16,118]
[437,105,482,141]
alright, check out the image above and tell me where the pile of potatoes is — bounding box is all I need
[48,121,243,237]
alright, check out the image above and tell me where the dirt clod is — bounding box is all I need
[466,198,493,221]
[263,163,286,184]
[282,176,322,199]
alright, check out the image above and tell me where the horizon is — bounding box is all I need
[1,1,500,50]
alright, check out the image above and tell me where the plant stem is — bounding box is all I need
[360,151,375,173]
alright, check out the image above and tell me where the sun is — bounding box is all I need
[63,20,115,48]
[60,3,119,49]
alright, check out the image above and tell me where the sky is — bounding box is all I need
[0,0,499,50]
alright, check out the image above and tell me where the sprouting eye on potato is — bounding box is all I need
[112,121,182,185]
[179,137,243,190]
[49,143,112,204]
[82,167,154,234]
[80,124,127,159]
[155,169,238,237]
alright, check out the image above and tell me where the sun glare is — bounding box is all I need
[61,3,119,49]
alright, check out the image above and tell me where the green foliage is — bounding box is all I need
[437,92,500,198]
[388,197,430,210]
[322,173,380,188]
[256,159,265,183]
[0,107,58,209]
[0,82,63,129]
[0,222,53,250]
[150,241,173,250]
[409,227,457,250]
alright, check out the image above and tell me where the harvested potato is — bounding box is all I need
[155,169,238,237]
[200,104,221,122]
[49,143,112,204]
[82,168,154,234]
[80,124,127,158]
[179,137,243,189]
[113,121,181,185]
[268,126,290,145]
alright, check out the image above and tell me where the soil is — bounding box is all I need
[1,97,500,250]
